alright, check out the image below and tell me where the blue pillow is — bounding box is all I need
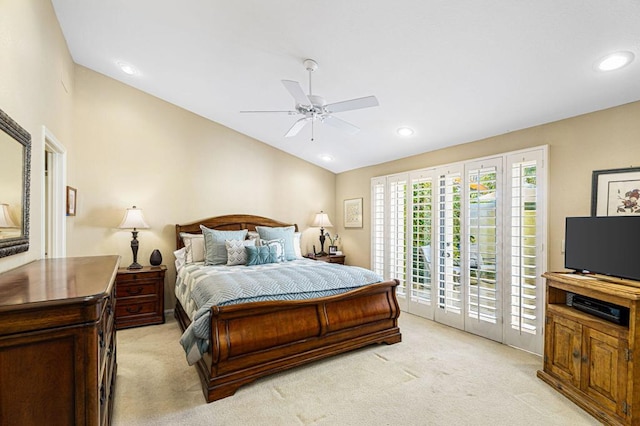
[255,226,296,261]
[246,245,278,265]
[200,226,248,265]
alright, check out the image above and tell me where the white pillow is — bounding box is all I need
[174,247,186,271]
[180,232,205,263]
[225,239,256,266]
[294,232,302,258]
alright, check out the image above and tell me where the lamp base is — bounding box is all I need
[127,262,143,270]
[316,251,328,256]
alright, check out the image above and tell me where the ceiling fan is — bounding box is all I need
[240,59,379,141]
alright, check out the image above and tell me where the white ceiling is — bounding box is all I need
[51,0,640,173]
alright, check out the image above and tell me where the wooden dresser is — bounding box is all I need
[0,256,119,426]
[115,265,166,329]
[539,272,640,425]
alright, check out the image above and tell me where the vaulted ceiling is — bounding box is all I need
[52,1,640,173]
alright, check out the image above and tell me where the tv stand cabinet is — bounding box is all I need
[539,272,640,425]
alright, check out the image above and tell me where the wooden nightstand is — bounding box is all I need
[115,265,166,329]
[304,254,346,264]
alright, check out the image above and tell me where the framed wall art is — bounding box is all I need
[66,186,77,216]
[591,167,640,216]
[344,197,363,228]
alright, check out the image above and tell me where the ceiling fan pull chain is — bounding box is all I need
[311,119,315,142]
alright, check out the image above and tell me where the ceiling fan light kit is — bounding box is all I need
[241,59,379,141]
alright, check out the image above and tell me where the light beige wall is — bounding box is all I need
[0,0,75,273]
[336,101,640,272]
[70,66,335,307]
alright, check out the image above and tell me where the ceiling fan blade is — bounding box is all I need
[323,115,360,135]
[240,110,298,115]
[285,117,309,137]
[282,80,311,106]
[325,95,379,113]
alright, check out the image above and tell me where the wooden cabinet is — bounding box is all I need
[0,256,119,426]
[115,265,166,329]
[304,254,346,264]
[539,272,640,425]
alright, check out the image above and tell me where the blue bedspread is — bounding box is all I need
[178,260,382,365]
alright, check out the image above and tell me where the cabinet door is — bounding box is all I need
[546,314,582,387]
[581,327,628,416]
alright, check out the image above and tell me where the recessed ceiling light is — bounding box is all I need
[117,61,139,76]
[320,154,333,162]
[397,127,414,136]
[595,51,635,72]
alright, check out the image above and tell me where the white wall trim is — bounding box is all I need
[42,126,67,258]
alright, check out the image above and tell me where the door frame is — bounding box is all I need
[42,126,66,258]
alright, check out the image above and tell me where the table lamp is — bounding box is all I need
[118,206,149,269]
[311,211,333,256]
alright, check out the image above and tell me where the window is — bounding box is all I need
[371,146,546,354]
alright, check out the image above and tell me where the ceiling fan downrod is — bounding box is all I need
[303,59,318,96]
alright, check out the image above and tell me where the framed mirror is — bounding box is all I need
[0,107,31,258]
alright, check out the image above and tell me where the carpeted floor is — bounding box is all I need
[112,313,598,425]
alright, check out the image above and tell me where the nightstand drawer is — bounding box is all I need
[116,270,164,284]
[116,281,158,298]
[304,254,346,264]
[116,298,158,318]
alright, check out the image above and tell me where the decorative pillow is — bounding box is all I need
[255,226,296,261]
[225,239,256,266]
[200,226,248,265]
[260,238,286,262]
[180,233,205,263]
[246,245,278,266]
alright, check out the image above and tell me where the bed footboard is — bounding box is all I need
[174,279,401,402]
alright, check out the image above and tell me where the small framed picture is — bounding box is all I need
[329,246,338,255]
[344,198,363,228]
[66,186,77,216]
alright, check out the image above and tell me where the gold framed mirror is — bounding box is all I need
[0,107,31,258]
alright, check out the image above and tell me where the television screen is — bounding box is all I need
[565,216,640,282]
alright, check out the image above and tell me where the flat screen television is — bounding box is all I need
[565,216,640,282]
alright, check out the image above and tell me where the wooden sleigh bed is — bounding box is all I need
[173,214,401,402]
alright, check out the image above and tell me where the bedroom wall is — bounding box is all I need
[70,66,336,308]
[0,0,75,273]
[335,100,640,273]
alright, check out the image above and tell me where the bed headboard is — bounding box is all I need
[175,214,299,249]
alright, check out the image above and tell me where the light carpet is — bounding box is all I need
[113,313,598,425]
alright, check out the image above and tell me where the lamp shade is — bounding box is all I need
[118,206,149,230]
[311,211,333,228]
[0,204,18,228]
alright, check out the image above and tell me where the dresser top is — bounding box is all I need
[0,255,120,308]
